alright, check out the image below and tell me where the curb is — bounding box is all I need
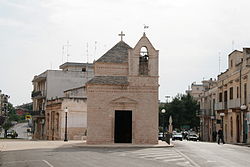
[233,143,250,147]
[73,143,174,148]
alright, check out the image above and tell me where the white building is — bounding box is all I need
[31,62,93,140]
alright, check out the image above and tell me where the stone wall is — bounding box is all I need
[87,84,158,144]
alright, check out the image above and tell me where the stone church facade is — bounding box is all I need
[86,33,159,144]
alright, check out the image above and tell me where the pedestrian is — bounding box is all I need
[212,131,217,142]
[217,128,225,144]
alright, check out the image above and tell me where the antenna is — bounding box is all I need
[61,46,64,64]
[94,41,97,61]
[219,52,221,73]
[65,40,71,62]
[232,40,235,51]
[86,42,89,63]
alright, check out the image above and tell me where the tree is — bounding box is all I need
[1,102,19,138]
[2,120,12,138]
[159,94,200,131]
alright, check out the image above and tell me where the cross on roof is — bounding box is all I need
[118,31,125,41]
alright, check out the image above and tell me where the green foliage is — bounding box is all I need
[7,103,19,122]
[159,94,200,131]
[2,120,12,130]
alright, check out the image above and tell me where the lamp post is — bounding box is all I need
[161,109,166,140]
[240,104,247,143]
[64,107,68,142]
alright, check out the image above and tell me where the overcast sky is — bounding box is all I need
[1,0,250,106]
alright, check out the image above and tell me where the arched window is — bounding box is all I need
[139,46,149,75]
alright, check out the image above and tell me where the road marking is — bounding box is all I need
[2,160,41,164]
[154,155,183,160]
[163,158,186,162]
[174,148,201,167]
[43,160,54,167]
[138,152,177,156]
[142,154,182,159]
[176,161,192,167]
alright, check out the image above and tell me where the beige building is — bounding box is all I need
[86,33,159,144]
[45,86,87,140]
[187,79,217,141]
[198,79,217,142]
[216,49,250,144]
[196,48,250,144]
[31,62,93,139]
[186,82,205,100]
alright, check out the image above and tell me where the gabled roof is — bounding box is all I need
[96,41,132,63]
[86,76,128,86]
[228,50,243,57]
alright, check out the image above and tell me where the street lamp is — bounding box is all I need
[161,109,166,140]
[240,104,247,143]
[64,107,68,142]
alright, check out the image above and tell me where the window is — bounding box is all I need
[219,92,223,102]
[139,47,149,75]
[212,99,215,114]
[231,59,233,68]
[82,67,86,72]
[244,83,247,104]
[230,87,233,100]
[224,91,228,102]
[237,86,239,98]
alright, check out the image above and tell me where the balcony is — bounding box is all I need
[198,109,212,117]
[215,102,223,110]
[228,99,240,109]
[31,110,45,117]
[224,102,228,109]
[31,90,46,99]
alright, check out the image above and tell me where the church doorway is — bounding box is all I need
[114,110,132,143]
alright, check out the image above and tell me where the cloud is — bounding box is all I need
[0,17,25,27]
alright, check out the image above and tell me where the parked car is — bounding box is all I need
[172,132,183,141]
[158,132,164,140]
[187,133,199,141]
[6,130,18,138]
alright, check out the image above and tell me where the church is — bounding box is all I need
[86,32,159,144]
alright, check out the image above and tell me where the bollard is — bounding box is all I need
[165,133,170,144]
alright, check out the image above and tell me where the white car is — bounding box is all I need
[172,133,183,141]
[187,133,199,141]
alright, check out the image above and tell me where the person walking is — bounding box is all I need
[217,128,225,144]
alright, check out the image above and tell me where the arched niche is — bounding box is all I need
[139,46,149,75]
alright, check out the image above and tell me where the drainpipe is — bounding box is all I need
[239,60,242,143]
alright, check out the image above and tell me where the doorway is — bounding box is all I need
[115,110,132,143]
[237,115,240,143]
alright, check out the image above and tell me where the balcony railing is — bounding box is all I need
[197,109,212,117]
[228,99,240,109]
[224,102,228,109]
[31,90,46,98]
[215,102,223,110]
[31,110,45,116]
